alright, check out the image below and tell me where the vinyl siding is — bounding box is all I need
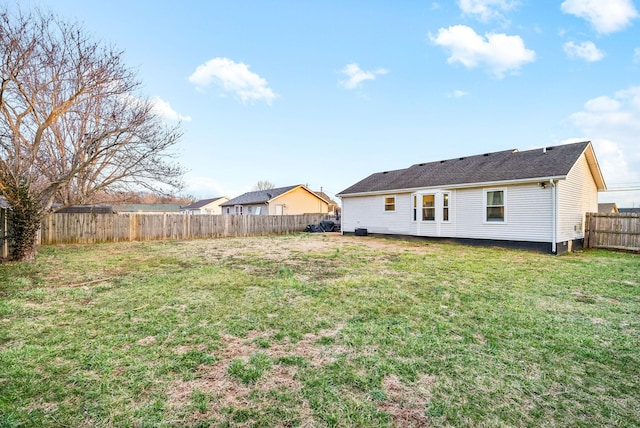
[454,184,553,242]
[342,183,554,242]
[341,193,412,234]
[557,153,598,242]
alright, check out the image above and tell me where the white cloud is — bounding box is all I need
[183,175,229,199]
[563,41,604,62]
[567,87,640,206]
[339,63,389,90]
[561,0,638,34]
[583,96,621,112]
[429,25,535,78]
[188,57,278,104]
[451,89,469,97]
[151,97,192,122]
[458,0,519,22]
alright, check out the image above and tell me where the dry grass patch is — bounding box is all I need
[167,324,347,424]
[377,374,437,427]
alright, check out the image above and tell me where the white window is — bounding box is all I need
[443,192,450,222]
[235,205,243,215]
[412,195,417,221]
[384,196,395,212]
[422,194,435,221]
[485,189,505,222]
[255,206,262,215]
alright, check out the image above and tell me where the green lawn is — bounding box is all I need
[0,234,638,427]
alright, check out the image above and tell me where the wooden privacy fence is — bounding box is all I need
[36,213,331,245]
[0,212,332,257]
[584,212,640,252]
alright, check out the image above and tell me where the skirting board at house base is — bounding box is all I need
[343,232,584,255]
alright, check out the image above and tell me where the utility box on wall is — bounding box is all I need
[355,228,368,236]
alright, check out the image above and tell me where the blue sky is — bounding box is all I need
[24,0,640,207]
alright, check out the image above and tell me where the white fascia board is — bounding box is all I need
[338,175,568,198]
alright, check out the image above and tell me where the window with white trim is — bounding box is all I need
[485,189,505,222]
[384,197,396,212]
[412,195,417,221]
[422,194,435,221]
[443,192,450,222]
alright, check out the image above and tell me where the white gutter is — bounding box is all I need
[551,179,557,254]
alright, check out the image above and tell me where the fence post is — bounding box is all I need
[0,208,7,259]
[584,212,591,249]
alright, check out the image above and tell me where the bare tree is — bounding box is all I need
[253,180,275,191]
[0,7,184,260]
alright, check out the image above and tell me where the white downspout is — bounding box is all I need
[550,179,557,254]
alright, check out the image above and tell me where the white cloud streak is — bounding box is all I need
[457,0,519,22]
[563,41,604,62]
[188,57,278,104]
[151,97,192,122]
[561,0,638,34]
[429,25,535,78]
[339,63,389,89]
[452,89,469,97]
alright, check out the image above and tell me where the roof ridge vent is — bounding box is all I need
[440,160,446,163]
[459,157,465,160]
[483,153,489,156]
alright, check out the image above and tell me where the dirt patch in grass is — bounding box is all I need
[165,233,436,264]
[378,374,437,426]
[166,324,346,424]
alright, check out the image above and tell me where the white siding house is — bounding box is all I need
[338,141,606,254]
[181,197,229,215]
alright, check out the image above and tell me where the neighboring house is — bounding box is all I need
[337,141,606,254]
[221,185,329,215]
[114,204,182,214]
[55,205,115,214]
[598,203,618,214]
[619,208,640,214]
[313,190,341,217]
[181,197,229,215]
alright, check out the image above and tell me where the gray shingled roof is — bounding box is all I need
[182,197,225,210]
[55,205,115,214]
[221,185,299,206]
[339,141,592,195]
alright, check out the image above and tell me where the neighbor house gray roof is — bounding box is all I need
[114,204,182,212]
[598,203,618,214]
[619,208,640,214]
[182,197,226,210]
[339,141,602,195]
[55,205,115,214]
[221,185,300,206]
